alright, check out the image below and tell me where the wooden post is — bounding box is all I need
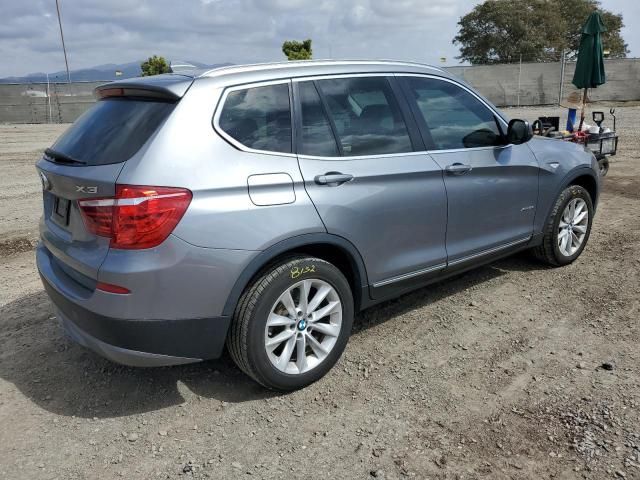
[578,88,588,131]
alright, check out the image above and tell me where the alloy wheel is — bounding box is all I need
[264,279,342,375]
[558,198,589,257]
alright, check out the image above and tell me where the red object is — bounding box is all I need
[96,281,131,294]
[78,185,192,249]
[573,130,589,142]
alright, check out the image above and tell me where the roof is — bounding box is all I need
[194,59,452,85]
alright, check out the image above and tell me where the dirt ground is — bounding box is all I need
[0,106,639,480]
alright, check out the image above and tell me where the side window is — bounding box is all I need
[314,77,412,156]
[404,77,502,150]
[218,83,292,153]
[298,82,339,157]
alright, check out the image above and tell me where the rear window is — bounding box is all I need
[50,98,175,166]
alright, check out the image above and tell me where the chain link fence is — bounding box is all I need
[0,81,103,124]
[1,59,639,123]
[448,58,640,107]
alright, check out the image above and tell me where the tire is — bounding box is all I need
[598,158,609,177]
[533,185,594,266]
[227,256,354,391]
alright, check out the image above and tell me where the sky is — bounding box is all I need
[1,0,638,78]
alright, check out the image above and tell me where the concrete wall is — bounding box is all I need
[1,59,639,123]
[447,58,640,107]
[0,81,105,124]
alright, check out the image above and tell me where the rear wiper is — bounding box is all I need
[44,148,87,165]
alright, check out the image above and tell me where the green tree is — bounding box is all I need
[140,55,172,76]
[453,0,628,64]
[282,39,313,61]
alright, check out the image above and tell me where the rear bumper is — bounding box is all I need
[37,243,234,366]
[57,307,201,367]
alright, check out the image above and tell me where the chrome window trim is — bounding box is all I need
[212,78,297,158]
[297,150,429,161]
[292,72,392,83]
[212,72,512,159]
[427,144,512,155]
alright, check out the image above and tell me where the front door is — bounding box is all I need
[399,75,539,263]
[294,76,448,291]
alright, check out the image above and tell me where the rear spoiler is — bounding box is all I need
[94,73,194,101]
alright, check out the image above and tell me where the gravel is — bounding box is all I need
[0,106,639,479]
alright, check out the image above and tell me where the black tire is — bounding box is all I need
[533,185,594,266]
[227,256,354,391]
[598,158,609,177]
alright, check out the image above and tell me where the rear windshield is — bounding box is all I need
[50,98,175,166]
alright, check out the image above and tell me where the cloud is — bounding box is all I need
[0,0,636,78]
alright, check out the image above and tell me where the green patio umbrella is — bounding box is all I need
[572,11,607,130]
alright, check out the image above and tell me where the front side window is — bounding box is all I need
[218,83,292,153]
[403,77,503,150]
[314,77,412,156]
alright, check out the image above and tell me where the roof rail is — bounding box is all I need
[199,59,446,78]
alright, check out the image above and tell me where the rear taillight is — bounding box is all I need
[78,185,192,249]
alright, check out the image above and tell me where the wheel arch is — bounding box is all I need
[539,167,599,231]
[568,172,599,208]
[222,233,370,317]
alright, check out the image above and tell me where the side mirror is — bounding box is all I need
[506,119,533,145]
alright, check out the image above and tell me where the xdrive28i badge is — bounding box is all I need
[39,171,51,191]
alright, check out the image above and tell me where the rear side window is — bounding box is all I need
[298,82,339,157]
[218,83,292,154]
[403,77,502,150]
[315,77,412,156]
[51,98,175,166]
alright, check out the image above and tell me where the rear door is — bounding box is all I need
[294,75,448,296]
[399,75,539,264]
[37,93,178,283]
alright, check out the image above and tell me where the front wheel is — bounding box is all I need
[533,185,594,266]
[227,256,354,390]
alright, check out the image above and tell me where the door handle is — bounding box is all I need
[445,163,472,175]
[314,172,354,186]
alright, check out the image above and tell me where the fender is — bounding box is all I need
[534,165,600,238]
[221,233,370,316]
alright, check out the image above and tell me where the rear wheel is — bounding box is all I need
[533,185,593,266]
[227,256,353,390]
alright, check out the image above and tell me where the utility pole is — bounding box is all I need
[55,0,71,84]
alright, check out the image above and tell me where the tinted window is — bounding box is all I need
[51,98,175,166]
[218,83,292,153]
[315,77,412,156]
[404,77,502,150]
[299,82,339,156]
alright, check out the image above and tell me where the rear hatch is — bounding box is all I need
[36,75,192,288]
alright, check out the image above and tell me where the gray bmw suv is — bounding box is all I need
[36,60,600,390]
